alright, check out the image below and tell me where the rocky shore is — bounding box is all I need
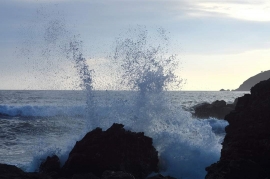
[205,78,270,179]
[0,123,175,179]
[192,99,238,119]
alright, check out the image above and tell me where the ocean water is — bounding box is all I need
[0,90,247,179]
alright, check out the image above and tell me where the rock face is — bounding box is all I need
[234,70,270,91]
[192,100,237,119]
[62,123,159,178]
[205,78,270,179]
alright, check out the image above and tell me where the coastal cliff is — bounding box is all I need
[205,78,270,179]
[234,70,270,91]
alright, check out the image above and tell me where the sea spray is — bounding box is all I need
[15,6,226,178]
[109,28,223,178]
[66,38,98,129]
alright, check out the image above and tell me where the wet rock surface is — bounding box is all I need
[205,78,270,179]
[192,99,237,119]
[62,123,159,178]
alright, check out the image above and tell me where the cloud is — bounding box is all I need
[193,1,270,22]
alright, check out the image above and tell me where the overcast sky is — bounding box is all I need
[1,0,270,90]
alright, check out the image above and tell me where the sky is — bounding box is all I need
[0,0,270,91]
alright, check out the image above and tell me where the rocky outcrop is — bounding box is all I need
[205,78,270,179]
[62,123,159,178]
[234,70,270,91]
[192,99,237,119]
[39,155,61,178]
[0,164,50,179]
[0,123,176,179]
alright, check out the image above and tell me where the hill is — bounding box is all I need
[234,70,270,91]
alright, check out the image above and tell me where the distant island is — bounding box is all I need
[233,70,270,91]
[220,89,230,91]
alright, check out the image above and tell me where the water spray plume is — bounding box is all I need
[114,28,181,95]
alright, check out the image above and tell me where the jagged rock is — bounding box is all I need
[205,78,270,179]
[39,155,61,175]
[192,100,236,119]
[62,123,159,178]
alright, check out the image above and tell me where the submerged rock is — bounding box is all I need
[62,123,159,178]
[192,99,237,119]
[205,78,270,179]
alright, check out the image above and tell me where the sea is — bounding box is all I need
[0,90,248,179]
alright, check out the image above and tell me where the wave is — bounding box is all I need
[0,105,86,117]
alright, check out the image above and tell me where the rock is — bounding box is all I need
[220,89,230,91]
[234,70,270,91]
[39,155,61,175]
[72,173,100,179]
[101,171,135,179]
[0,163,50,179]
[147,174,177,179]
[62,123,159,178]
[192,100,235,119]
[205,78,270,179]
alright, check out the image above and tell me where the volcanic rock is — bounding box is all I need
[192,99,237,119]
[205,78,270,179]
[0,163,50,179]
[39,155,61,178]
[62,123,159,178]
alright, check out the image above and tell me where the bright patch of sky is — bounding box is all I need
[196,1,270,22]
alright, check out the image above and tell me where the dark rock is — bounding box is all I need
[219,89,230,91]
[0,163,51,179]
[147,174,177,179]
[39,155,61,175]
[205,78,270,179]
[62,123,159,179]
[101,171,135,179]
[234,70,270,91]
[192,100,235,119]
[72,173,100,179]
